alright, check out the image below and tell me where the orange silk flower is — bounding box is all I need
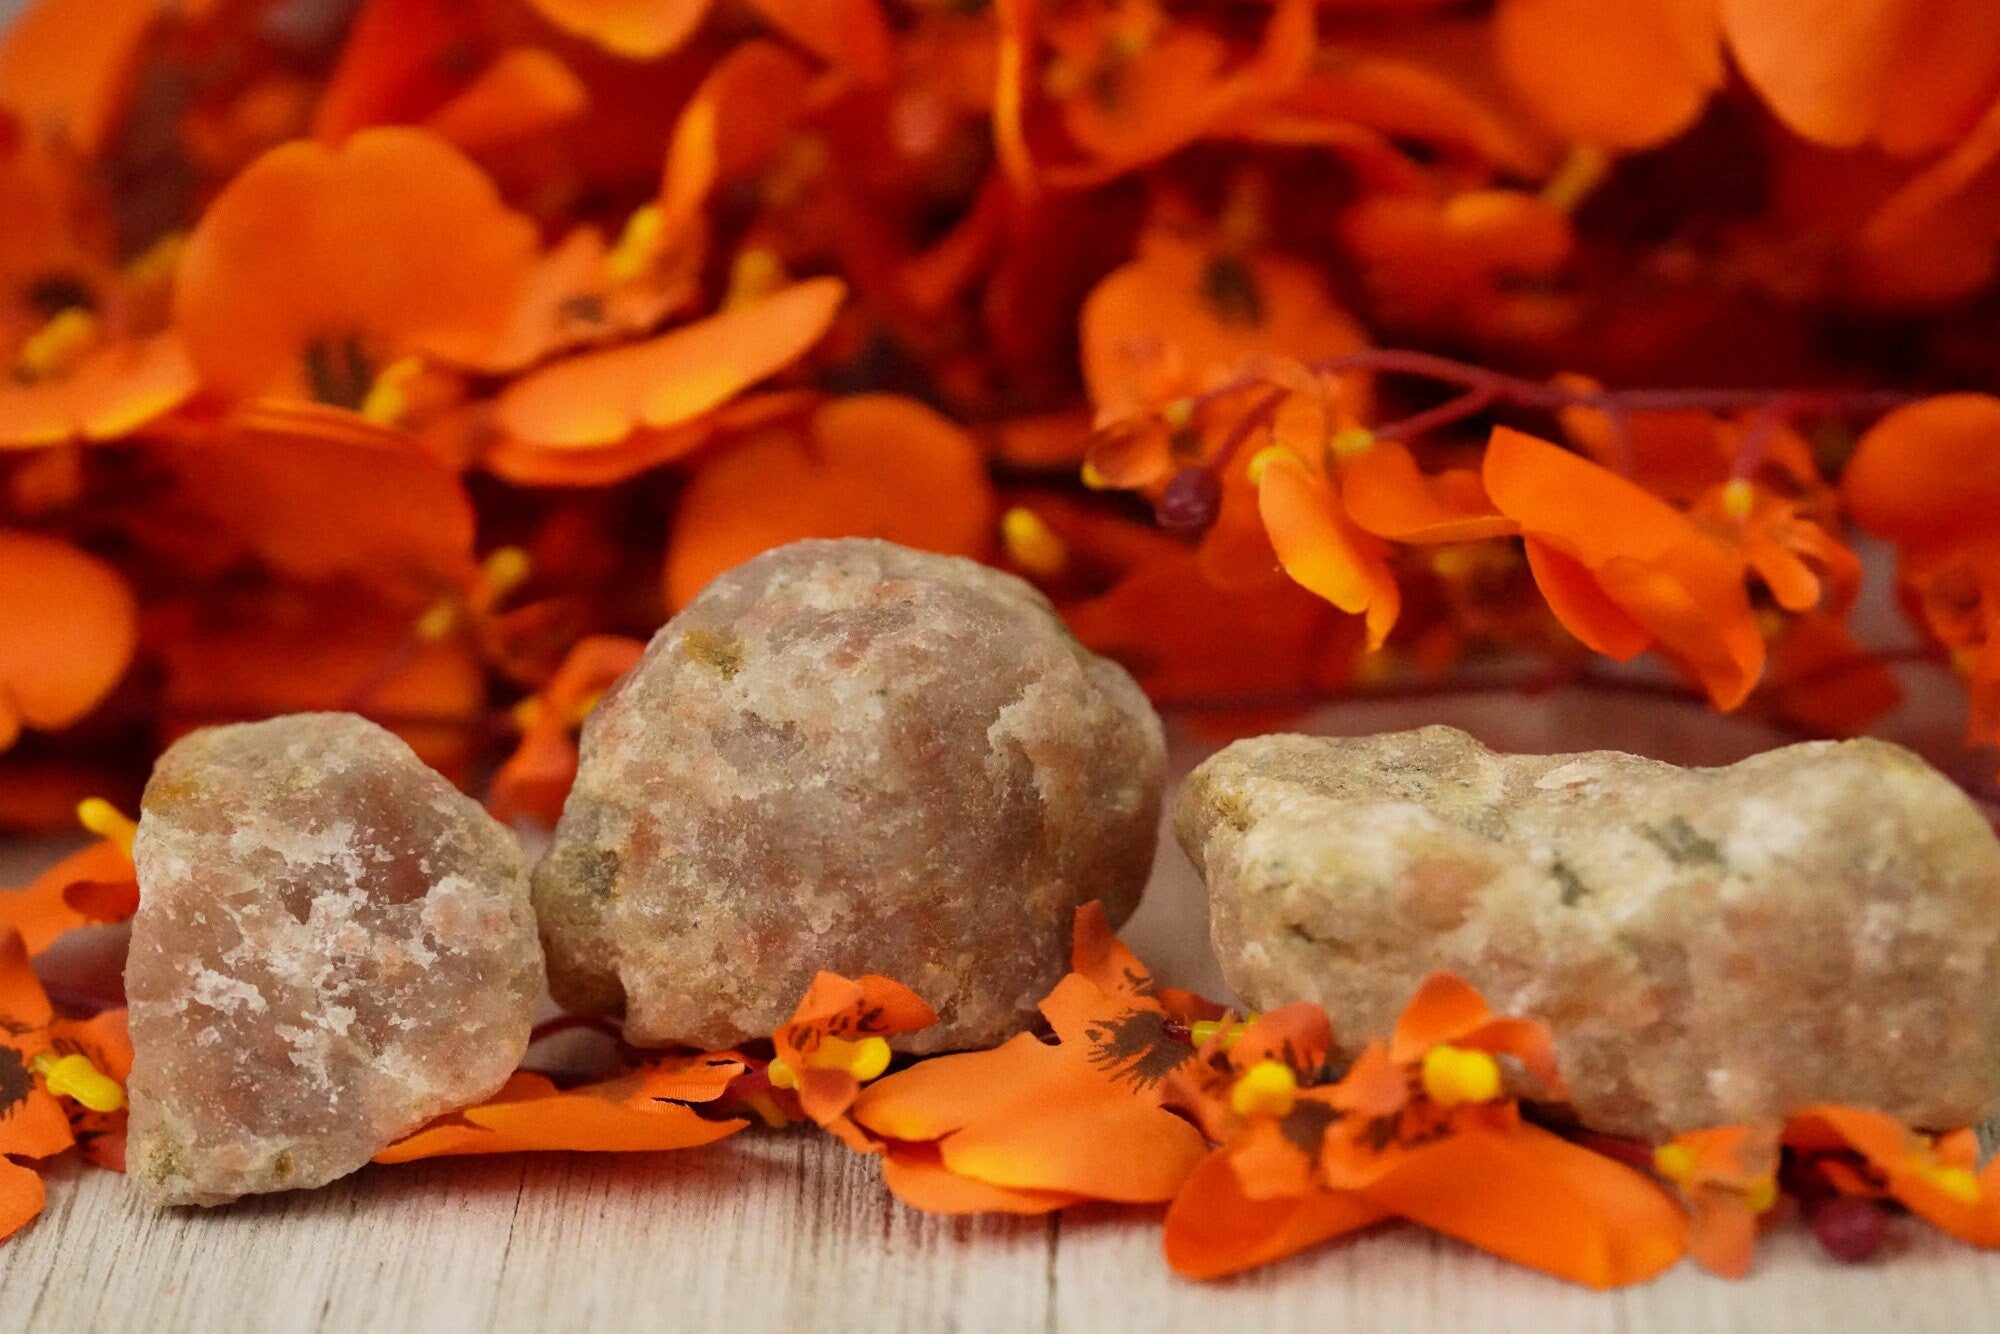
[849,903,1218,1213]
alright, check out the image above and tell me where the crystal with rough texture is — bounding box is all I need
[1177,726,2000,1140]
[535,538,1165,1052]
[126,713,543,1206]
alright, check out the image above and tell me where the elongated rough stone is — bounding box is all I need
[535,538,1165,1052]
[1177,726,2000,1140]
[126,713,543,1206]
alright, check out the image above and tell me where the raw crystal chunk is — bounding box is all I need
[535,538,1165,1052]
[126,713,543,1206]
[1177,726,2000,1140]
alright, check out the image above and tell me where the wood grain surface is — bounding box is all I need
[5,691,1999,1332]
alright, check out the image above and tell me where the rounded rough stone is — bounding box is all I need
[126,713,543,1206]
[1176,725,2000,1141]
[534,537,1165,1053]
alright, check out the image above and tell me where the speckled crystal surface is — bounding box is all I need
[126,713,543,1206]
[535,538,1165,1052]
[1177,726,2000,1140]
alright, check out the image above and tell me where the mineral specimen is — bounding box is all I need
[125,713,543,1206]
[535,537,1165,1052]
[1176,726,2000,1140]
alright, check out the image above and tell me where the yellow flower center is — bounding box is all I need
[772,1035,895,1089]
[1229,1059,1298,1119]
[1001,507,1067,577]
[1420,1044,1502,1106]
[30,1051,125,1113]
[605,204,666,285]
[1330,428,1376,460]
[76,798,137,856]
[1742,1175,1780,1214]
[1540,144,1610,215]
[359,354,424,426]
[15,306,100,382]
[1721,477,1756,522]
[1652,1142,1697,1185]
[725,248,787,310]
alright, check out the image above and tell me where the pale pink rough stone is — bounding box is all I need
[1177,726,2000,1140]
[534,538,1165,1053]
[125,713,543,1206]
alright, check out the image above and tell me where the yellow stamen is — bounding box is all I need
[1161,398,1195,430]
[741,1088,793,1128]
[767,1057,799,1090]
[1331,427,1375,459]
[1002,507,1067,577]
[1430,546,1477,580]
[415,599,460,643]
[512,697,542,731]
[30,1052,125,1113]
[16,307,99,381]
[1541,144,1611,215]
[1246,445,1291,486]
[1080,460,1111,490]
[76,798,137,856]
[1917,1159,1981,1205]
[1721,477,1756,522]
[1229,1059,1298,1119]
[807,1034,894,1083]
[1420,1044,1502,1107]
[1189,1014,1259,1050]
[605,204,665,284]
[1652,1143,1696,1185]
[480,546,532,599]
[122,232,187,290]
[359,355,423,426]
[725,247,786,310]
[1742,1175,1779,1214]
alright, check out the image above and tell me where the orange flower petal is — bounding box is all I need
[1844,394,2000,561]
[1720,0,2000,154]
[0,1159,47,1245]
[1257,450,1400,650]
[938,1082,1209,1204]
[495,277,845,450]
[0,928,53,1033]
[663,392,995,609]
[0,530,136,751]
[1165,1147,1386,1280]
[1341,442,1517,544]
[174,128,539,403]
[527,0,711,60]
[0,0,157,157]
[162,417,478,593]
[1523,537,1653,659]
[1080,230,1366,421]
[377,1060,747,1162]
[1366,1122,1686,1289]
[880,1143,1083,1215]
[424,49,588,153]
[1387,972,1496,1062]
[0,839,134,956]
[1494,0,1722,149]
[0,334,198,449]
[742,0,892,82]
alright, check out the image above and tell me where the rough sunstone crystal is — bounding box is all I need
[534,538,1166,1053]
[125,713,543,1206]
[1177,725,2000,1140]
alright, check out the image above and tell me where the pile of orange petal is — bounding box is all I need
[10,896,2000,1290]
[0,0,1997,828]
